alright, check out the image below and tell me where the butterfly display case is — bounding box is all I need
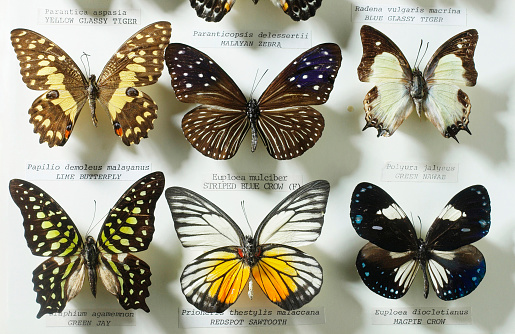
[1,0,515,333]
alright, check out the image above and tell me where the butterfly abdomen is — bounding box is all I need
[87,75,100,127]
[84,236,99,297]
[246,99,260,152]
[410,68,428,116]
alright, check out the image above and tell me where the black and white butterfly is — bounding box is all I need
[357,25,478,141]
[190,0,322,22]
[350,182,490,300]
[166,180,329,312]
[165,43,341,160]
[9,172,165,317]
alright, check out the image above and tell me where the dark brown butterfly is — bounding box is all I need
[11,22,171,147]
[357,25,478,141]
[190,0,322,22]
[165,43,342,160]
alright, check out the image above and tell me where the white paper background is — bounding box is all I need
[1,0,515,333]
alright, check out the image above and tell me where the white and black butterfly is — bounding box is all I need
[9,172,165,317]
[357,25,478,141]
[190,0,322,22]
[350,182,490,300]
[166,180,329,312]
[165,43,341,160]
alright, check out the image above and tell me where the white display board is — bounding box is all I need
[1,0,514,333]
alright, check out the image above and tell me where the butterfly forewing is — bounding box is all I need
[97,172,164,254]
[252,244,322,310]
[350,182,418,252]
[356,242,419,299]
[425,185,490,251]
[259,43,342,109]
[166,186,245,251]
[180,247,250,313]
[256,180,329,247]
[9,179,84,257]
[424,29,478,87]
[427,245,486,300]
[165,43,247,107]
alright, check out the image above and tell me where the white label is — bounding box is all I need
[381,161,458,182]
[179,307,325,328]
[202,173,303,191]
[38,8,141,25]
[371,307,472,325]
[45,309,135,327]
[25,161,152,181]
[352,4,466,25]
[191,30,312,49]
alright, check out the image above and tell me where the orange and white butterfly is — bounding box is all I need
[165,180,329,312]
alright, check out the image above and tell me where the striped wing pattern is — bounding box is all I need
[10,22,171,146]
[9,172,164,317]
[166,180,329,312]
[165,43,341,160]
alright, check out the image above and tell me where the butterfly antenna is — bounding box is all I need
[85,200,101,237]
[417,216,422,238]
[80,52,91,78]
[250,69,269,99]
[241,200,254,236]
[414,40,424,68]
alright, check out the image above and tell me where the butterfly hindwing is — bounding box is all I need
[274,0,323,21]
[181,246,251,313]
[190,0,236,22]
[32,255,86,318]
[427,245,486,300]
[356,242,419,299]
[252,244,322,310]
[98,253,152,311]
[350,182,418,252]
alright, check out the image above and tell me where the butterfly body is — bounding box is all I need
[165,43,341,159]
[351,182,490,300]
[166,180,329,312]
[11,22,171,147]
[358,25,478,141]
[9,172,165,317]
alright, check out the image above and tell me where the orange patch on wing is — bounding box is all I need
[253,258,298,303]
[206,256,250,305]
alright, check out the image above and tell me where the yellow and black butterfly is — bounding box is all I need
[166,180,329,312]
[357,25,478,141]
[10,21,171,147]
[9,172,165,318]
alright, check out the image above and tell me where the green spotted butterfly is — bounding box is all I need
[9,172,164,318]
